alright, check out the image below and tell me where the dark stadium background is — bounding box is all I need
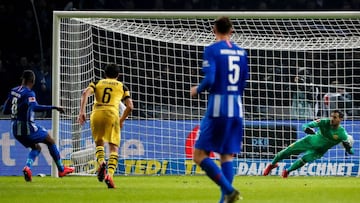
[0,0,359,116]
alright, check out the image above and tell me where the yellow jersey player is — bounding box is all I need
[77,64,133,188]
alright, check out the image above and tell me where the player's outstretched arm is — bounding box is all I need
[54,106,65,114]
[29,98,62,113]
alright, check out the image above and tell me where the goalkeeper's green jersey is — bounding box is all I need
[302,118,348,150]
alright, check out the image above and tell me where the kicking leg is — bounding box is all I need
[26,144,41,169]
[23,144,41,182]
[44,134,74,177]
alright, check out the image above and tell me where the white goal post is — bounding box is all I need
[52,11,360,177]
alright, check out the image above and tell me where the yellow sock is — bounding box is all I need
[107,152,119,177]
[95,146,105,165]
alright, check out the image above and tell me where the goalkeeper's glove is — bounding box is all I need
[342,141,354,155]
[304,127,315,135]
[348,148,354,155]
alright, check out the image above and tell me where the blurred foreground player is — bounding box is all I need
[190,16,249,203]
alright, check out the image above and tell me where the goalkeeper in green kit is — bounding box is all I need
[263,109,354,178]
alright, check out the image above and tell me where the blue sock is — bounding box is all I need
[219,161,234,203]
[26,149,41,169]
[47,144,64,172]
[200,157,233,195]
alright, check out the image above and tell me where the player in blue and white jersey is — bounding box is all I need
[190,16,249,203]
[3,70,74,181]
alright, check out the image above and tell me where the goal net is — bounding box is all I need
[53,11,360,177]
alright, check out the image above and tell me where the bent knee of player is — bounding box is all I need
[193,149,209,165]
[43,134,55,146]
[32,143,42,152]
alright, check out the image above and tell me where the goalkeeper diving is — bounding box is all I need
[263,109,355,178]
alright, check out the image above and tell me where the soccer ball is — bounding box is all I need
[340,134,354,148]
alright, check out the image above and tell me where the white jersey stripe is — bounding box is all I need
[228,95,234,117]
[213,94,221,117]
[238,95,243,118]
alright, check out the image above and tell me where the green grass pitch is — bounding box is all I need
[0,175,359,203]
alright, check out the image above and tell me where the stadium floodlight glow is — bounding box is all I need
[53,11,360,177]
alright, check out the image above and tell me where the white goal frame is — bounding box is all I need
[52,11,360,177]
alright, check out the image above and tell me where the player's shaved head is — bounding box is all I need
[214,16,233,34]
[104,63,120,78]
[21,70,35,85]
